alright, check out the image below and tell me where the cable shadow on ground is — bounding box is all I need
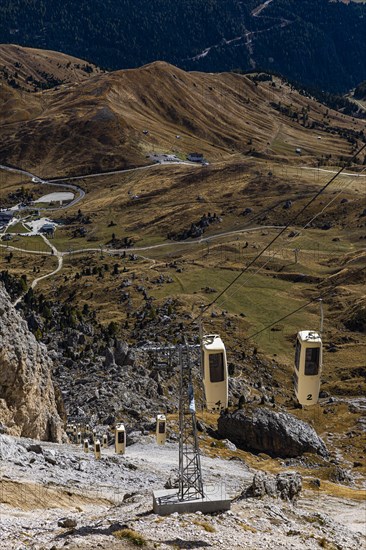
[54,521,129,539]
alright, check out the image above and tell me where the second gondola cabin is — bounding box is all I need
[201,334,228,411]
[115,423,126,454]
[294,330,322,406]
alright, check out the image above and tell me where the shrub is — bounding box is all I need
[113,528,146,546]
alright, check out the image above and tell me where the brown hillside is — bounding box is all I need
[0,58,364,176]
[0,82,39,124]
[0,44,102,92]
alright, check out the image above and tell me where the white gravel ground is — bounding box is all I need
[0,434,365,550]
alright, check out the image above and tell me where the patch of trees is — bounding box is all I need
[354,81,366,100]
[25,72,63,90]
[299,87,363,118]
[168,212,220,241]
[0,270,25,300]
[247,73,273,84]
[108,235,134,248]
[8,186,34,203]
[0,0,364,93]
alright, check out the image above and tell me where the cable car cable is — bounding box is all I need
[214,166,366,310]
[303,166,366,229]
[245,264,366,340]
[190,142,366,324]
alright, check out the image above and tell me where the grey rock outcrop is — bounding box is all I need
[0,285,63,441]
[217,407,327,458]
[244,471,302,500]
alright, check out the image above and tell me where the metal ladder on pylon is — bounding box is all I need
[178,343,204,501]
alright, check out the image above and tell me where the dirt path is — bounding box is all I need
[12,234,63,306]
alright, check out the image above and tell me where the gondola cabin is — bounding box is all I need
[156,414,167,445]
[294,331,322,406]
[201,334,228,411]
[115,423,126,454]
[94,440,101,460]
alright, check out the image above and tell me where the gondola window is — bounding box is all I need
[295,340,301,370]
[158,421,165,434]
[209,353,225,383]
[305,348,320,375]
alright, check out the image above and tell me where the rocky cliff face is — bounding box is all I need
[0,285,63,441]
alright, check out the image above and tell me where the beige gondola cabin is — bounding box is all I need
[102,434,108,448]
[156,414,167,445]
[115,424,126,454]
[83,439,89,453]
[294,330,322,406]
[201,334,228,411]
[94,440,101,460]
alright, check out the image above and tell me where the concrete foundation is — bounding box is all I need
[153,485,231,515]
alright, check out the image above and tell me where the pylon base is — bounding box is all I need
[153,485,231,516]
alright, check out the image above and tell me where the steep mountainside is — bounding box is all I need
[0,285,64,441]
[0,0,365,93]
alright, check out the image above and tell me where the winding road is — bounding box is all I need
[1,159,364,306]
[0,164,85,210]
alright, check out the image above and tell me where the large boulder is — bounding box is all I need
[217,407,327,458]
[0,285,64,441]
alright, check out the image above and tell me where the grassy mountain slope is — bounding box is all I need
[0,44,102,92]
[0,55,364,176]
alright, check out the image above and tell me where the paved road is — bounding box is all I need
[65,225,285,256]
[0,164,85,210]
[48,160,198,183]
[0,159,202,304]
[1,225,284,260]
[2,156,362,301]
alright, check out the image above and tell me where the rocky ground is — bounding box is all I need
[1,279,365,549]
[1,433,365,550]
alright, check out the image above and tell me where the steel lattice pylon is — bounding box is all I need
[178,345,204,501]
[141,342,204,503]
